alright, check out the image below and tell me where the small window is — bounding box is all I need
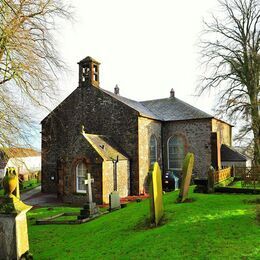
[149,135,157,165]
[94,74,98,81]
[65,176,69,188]
[168,136,185,171]
[76,162,87,193]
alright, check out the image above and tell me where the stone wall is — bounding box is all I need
[42,84,139,203]
[138,117,162,193]
[102,160,129,203]
[162,119,212,178]
[56,134,103,204]
[212,119,232,146]
[117,160,130,197]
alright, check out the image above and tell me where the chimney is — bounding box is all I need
[114,84,119,95]
[170,88,175,98]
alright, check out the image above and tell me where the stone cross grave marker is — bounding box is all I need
[78,173,99,220]
[85,173,94,204]
[178,152,194,203]
[149,162,164,226]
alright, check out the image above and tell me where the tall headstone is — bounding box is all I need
[78,173,99,220]
[149,162,164,226]
[0,168,32,259]
[109,156,121,211]
[207,166,215,193]
[178,153,195,203]
[109,191,121,211]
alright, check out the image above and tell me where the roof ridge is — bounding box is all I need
[101,88,161,120]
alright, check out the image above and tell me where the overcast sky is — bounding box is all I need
[36,0,226,149]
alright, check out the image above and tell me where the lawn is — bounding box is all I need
[27,188,260,259]
[0,179,40,197]
[229,180,260,189]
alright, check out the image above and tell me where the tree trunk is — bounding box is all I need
[250,94,260,166]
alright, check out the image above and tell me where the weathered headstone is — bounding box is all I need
[207,166,215,193]
[173,175,179,190]
[0,168,32,259]
[149,162,164,226]
[78,173,99,220]
[178,153,195,202]
[109,191,121,211]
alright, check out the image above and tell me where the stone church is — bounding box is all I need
[41,56,244,204]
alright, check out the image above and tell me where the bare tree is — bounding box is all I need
[0,0,72,148]
[199,0,260,166]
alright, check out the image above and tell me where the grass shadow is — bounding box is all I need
[175,197,196,204]
[133,214,168,231]
[243,197,260,204]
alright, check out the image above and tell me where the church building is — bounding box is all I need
[41,56,244,204]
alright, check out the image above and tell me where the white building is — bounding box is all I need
[0,148,41,181]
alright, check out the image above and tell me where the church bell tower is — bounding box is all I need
[78,56,100,88]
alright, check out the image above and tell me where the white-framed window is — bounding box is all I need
[76,162,87,193]
[149,135,158,165]
[168,136,185,171]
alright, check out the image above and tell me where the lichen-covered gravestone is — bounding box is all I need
[207,166,215,193]
[149,162,164,226]
[109,191,121,211]
[178,153,195,202]
[0,168,32,259]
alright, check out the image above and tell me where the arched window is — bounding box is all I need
[168,136,185,171]
[76,162,87,193]
[149,135,157,165]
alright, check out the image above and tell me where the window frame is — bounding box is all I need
[76,162,87,193]
[149,134,158,166]
[167,135,186,171]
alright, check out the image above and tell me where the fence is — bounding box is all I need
[233,167,260,189]
[214,167,232,184]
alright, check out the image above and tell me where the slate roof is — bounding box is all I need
[102,89,161,120]
[102,89,213,121]
[140,97,213,121]
[82,131,128,161]
[1,148,40,158]
[221,144,247,162]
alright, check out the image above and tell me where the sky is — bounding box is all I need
[36,0,225,149]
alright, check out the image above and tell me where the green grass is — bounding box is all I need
[229,180,260,189]
[19,178,40,192]
[28,189,260,259]
[0,179,40,197]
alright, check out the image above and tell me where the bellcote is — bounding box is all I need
[78,56,100,88]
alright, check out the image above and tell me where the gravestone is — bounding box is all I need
[173,175,179,190]
[78,173,99,220]
[0,168,32,259]
[109,191,121,211]
[207,166,215,193]
[149,162,164,226]
[178,153,194,202]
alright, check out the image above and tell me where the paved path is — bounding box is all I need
[21,185,41,200]
[21,185,63,207]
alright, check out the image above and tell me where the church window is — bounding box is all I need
[168,136,185,171]
[76,162,87,193]
[149,135,157,165]
[93,64,99,82]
